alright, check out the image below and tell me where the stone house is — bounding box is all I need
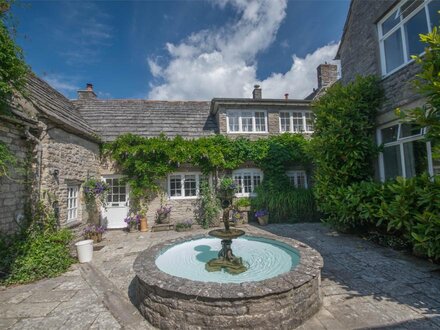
[0,64,336,233]
[336,0,440,181]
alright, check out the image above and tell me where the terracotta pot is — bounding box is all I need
[257,215,269,226]
[140,216,148,232]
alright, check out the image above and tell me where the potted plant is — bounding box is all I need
[218,177,237,201]
[83,224,106,243]
[156,206,172,224]
[255,209,269,226]
[124,214,140,232]
[175,220,193,232]
[234,197,251,212]
[231,209,244,227]
[139,199,149,232]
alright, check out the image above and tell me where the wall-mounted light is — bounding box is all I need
[52,169,59,177]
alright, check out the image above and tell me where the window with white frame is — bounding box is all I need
[279,111,314,133]
[378,0,440,76]
[232,168,263,197]
[378,122,433,181]
[105,177,127,207]
[67,185,79,222]
[227,110,267,133]
[168,173,204,199]
[287,171,308,188]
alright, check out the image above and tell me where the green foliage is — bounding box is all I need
[234,197,251,208]
[0,201,73,285]
[196,181,221,229]
[322,175,440,261]
[311,75,384,214]
[0,140,16,178]
[252,185,319,223]
[0,0,29,114]
[401,26,440,159]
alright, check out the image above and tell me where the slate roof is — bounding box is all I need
[25,74,98,141]
[74,99,218,141]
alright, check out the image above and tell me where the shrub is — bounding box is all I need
[234,197,251,208]
[196,181,221,229]
[0,229,73,285]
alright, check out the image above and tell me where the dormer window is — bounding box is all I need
[227,110,267,133]
[378,0,440,76]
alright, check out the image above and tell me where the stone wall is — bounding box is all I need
[38,123,100,229]
[338,0,423,119]
[0,117,32,234]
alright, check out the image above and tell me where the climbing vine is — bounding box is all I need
[0,140,16,178]
[104,133,311,199]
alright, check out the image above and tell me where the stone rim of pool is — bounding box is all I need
[133,232,322,299]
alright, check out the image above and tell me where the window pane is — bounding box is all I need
[429,0,440,29]
[384,30,405,72]
[234,175,243,194]
[255,112,266,132]
[170,175,181,197]
[383,145,403,180]
[228,112,239,132]
[120,195,126,202]
[401,0,424,19]
[381,125,399,143]
[305,112,314,132]
[253,175,261,190]
[280,112,290,132]
[184,175,196,196]
[404,9,428,58]
[382,10,400,35]
[399,123,422,138]
[297,172,307,188]
[243,174,252,193]
[241,111,253,132]
[292,112,304,132]
[403,140,428,178]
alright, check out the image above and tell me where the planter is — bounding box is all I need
[237,206,251,212]
[128,223,139,232]
[89,232,102,243]
[175,227,192,232]
[257,215,269,226]
[156,213,170,224]
[75,239,94,263]
[140,216,148,232]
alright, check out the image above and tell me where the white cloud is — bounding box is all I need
[43,74,79,95]
[147,0,339,100]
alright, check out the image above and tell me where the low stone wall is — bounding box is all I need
[133,233,323,330]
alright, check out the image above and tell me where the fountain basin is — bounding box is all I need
[133,233,323,329]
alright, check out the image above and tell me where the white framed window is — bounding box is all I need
[378,0,440,76]
[232,168,263,197]
[168,172,205,199]
[226,110,268,133]
[287,171,308,188]
[67,185,79,222]
[377,122,434,181]
[105,177,127,207]
[279,111,314,133]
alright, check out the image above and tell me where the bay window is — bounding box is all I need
[378,122,433,181]
[227,110,267,133]
[233,168,263,197]
[279,111,314,133]
[378,0,440,76]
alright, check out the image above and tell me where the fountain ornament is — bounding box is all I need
[206,178,247,274]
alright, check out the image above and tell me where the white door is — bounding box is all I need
[101,176,129,229]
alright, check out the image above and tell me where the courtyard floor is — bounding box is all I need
[0,223,439,329]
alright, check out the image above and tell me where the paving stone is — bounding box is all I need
[89,311,122,330]
[314,307,347,330]
[0,302,60,318]
[0,291,32,304]
[0,317,18,329]
[10,316,68,329]
[24,290,77,303]
[62,311,98,330]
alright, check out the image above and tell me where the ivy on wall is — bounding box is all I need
[0,140,16,179]
[310,75,384,215]
[104,133,311,199]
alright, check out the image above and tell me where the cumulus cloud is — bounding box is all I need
[147,0,338,100]
[43,74,79,95]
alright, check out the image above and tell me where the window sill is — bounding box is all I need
[169,196,199,200]
[381,57,418,80]
[65,219,81,229]
[226,131,269,134]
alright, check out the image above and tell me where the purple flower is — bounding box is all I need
[156,206,172,215]
[255,209,269,218]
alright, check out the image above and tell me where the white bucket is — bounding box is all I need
[75,239,94,263]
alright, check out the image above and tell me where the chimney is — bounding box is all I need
[77,83,97,100]
[252,85,262,99]
[317,63,338,89]
[284,93,289,100]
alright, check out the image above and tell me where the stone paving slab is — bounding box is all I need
[1,223,440,329]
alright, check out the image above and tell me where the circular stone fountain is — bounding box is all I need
[133,190,323,329]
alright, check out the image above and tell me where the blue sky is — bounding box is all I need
[13,0,350,100]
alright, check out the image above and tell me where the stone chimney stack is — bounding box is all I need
[252,85,262,99]
[317,63,338,89]
[77,83,97,100]
[284,93,289,100]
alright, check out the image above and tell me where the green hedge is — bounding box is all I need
[323,175,440,261]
